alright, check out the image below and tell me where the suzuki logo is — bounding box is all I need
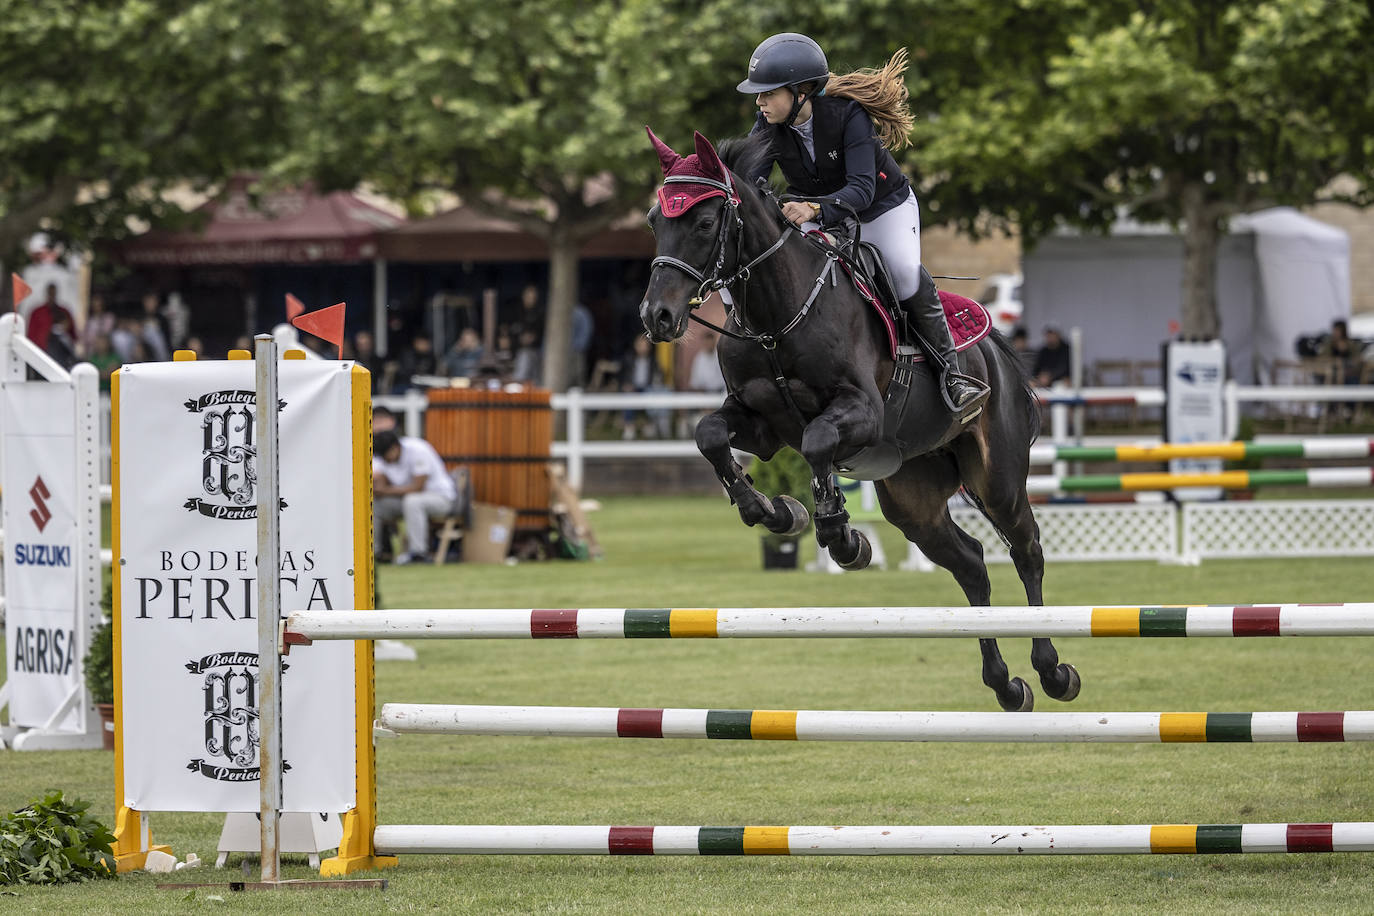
[29,477,52,532]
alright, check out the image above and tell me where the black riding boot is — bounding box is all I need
[900,266,991,419]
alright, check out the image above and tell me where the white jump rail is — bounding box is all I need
[283,604,1374,644]
[378,704,1374,744]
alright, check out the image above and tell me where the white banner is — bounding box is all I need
[116,360,356,813]
[2,382,81,729]
[1165,339,1228,501]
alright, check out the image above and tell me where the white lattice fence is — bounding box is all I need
[1182,500,1374,558]
[949,504,1178,563]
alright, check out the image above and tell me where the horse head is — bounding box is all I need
[640,128,742,342]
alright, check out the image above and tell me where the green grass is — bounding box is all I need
[3,494,1373,914]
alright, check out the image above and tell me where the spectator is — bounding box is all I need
[139,292,172,361]
[397,332,439,388]
[111,316,141,362]
[80,291,116,358]
[513,282,544,337]
[570,301,595,388]
[372,429,458,565]
[620,335,670,439]
[1032,326,1072,387]
[46,308,80,370]
[443,327,485,379]
[510,328,542,384]
[688,330,727,393]
[372,404,399,434]
[353,330,382,390]
[182,336,205,359]
[490,329,516,377]
[1010,326,1037,375]
[25,284,75,353]
[86,334,122,391]
[1320,319,1361,385]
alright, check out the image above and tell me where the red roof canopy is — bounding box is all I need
[116,176,404,266]
[375,204,655,262]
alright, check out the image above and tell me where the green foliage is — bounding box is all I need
[0,0,361,267]
[905,0,1374,337]
[82,620,113,707]
[0,791,115,886]
[275,0,764,390]
[746,448,814,546]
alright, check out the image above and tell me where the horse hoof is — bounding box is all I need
[767,495,810,537]
[834,530,872,571]
[998,677,1034,712]
[1042,664,1081,702]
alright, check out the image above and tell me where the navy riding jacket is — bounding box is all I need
[745,95,910,225]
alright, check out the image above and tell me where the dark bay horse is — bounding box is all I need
[639,129,1079,712]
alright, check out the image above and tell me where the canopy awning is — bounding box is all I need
[114,177,404,266]
[375,204,654,262]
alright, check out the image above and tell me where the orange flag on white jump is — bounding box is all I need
[291,302,347,359]
[11,273,31,311]
[285,292,306,322]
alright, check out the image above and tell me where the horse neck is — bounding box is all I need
[733,196,819,331]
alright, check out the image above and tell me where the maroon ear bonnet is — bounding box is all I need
[646,127,738,218]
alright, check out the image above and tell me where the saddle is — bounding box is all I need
[802,229,994,481]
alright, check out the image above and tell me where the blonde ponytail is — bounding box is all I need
[824,48,915,151]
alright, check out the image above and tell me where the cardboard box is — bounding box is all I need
[465,503,516,563]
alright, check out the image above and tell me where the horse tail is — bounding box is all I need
[985,328,1041,443]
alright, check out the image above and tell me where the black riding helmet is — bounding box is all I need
[737,33,830,95]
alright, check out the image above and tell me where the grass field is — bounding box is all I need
[3,493,1373,914]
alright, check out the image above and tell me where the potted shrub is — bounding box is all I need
[746,448,814,570]
[83,585,115,750]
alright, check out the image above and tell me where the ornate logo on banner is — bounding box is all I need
[183,390,287,520]
[29,476,52,532]
[185,651,290,782]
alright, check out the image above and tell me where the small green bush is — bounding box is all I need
[746,447,815,545]
[83,619,114,706]
[0,791,116,886]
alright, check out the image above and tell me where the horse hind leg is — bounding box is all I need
[876,476,1033,711]
[966,478,1080,703]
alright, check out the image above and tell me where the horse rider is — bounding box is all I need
[736,32,990,417]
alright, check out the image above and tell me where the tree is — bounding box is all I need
[280,0,761,391]
[907,0,1374,339]
[0,0,356,294]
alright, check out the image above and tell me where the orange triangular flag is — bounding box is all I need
[11,273,32,311]
[285,293,306,321]
[291,302,347,358]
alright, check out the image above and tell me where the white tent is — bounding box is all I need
[1021,208,1351,384]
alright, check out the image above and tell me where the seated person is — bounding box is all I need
[1032,326,1072,387]
[372,430,458,564]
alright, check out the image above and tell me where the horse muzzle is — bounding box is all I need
[640,298,691,343]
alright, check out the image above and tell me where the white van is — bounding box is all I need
[976,272,1023,336]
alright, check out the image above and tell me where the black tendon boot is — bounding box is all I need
[900,266,990,420]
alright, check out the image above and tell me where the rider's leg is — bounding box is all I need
[863,191,989,416]
[900,266,990,415]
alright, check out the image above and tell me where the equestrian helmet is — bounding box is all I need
[737,33,830,95]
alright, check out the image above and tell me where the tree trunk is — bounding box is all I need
[542,229,580,393]
[1178,181,1221,341]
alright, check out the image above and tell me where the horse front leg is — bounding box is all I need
[801,385,883,570]
[695,396,809,536]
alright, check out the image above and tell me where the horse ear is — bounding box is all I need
[692,131,726,180]
[646,127,681,176]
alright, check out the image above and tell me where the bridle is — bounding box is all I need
[649,170,841,426]
[648,173,810,347]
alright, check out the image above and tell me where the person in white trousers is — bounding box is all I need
[372,429,458,563]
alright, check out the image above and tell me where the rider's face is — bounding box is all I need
[755,87,799,125]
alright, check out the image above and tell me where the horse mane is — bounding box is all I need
[715,135,772,197]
